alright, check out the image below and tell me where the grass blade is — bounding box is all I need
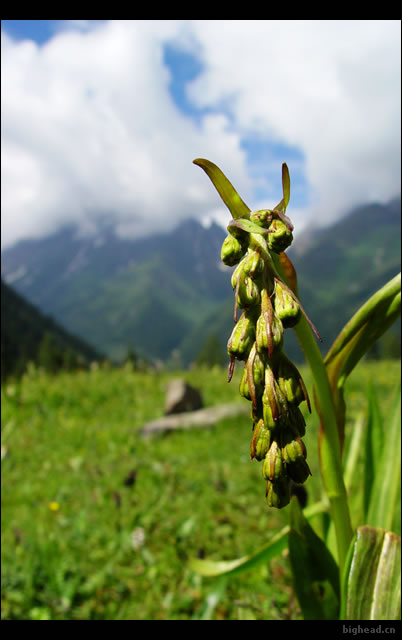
[189,501,327,578]
[363,382,384,519]
[366,381,401,531]
[192,576,228,620]
[288,498,340,620]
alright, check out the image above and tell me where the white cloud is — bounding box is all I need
[1,20,400,250]
[184,20,401,226]
[1,21,252,248]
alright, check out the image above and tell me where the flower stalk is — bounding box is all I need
[194,158,355,571]
[197,159,318,512]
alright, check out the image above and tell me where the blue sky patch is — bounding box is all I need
[241,137,308,208]
[2,19,56,44]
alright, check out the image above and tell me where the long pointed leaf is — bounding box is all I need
[193,158,251,220]
[325,273,401,370]
[288,498,340,620]
[324,273,401,446]
[341,526,401,620]
[189,501,327,577]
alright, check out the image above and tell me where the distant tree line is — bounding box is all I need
[1,280,103,382]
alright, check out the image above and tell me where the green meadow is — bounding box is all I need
[1,359,400,620]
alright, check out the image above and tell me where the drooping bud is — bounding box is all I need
[220,234,244,266]
[231,259,246,290]
[227,310,256,361]
[239,345,265,406]
[281,429,311,484]
[265,477,291,509]
[250,418,271,461]
[256,311,283,356]
[277,354,311,410]
[274,280,301,328]
[249,209,273,228]
[249,347,265,388]
[242,249,264,280]
[262,365,288,429]
[237,272,261,309]
[262,440,284,481]
[267,218,293,254]
[256,289,283,358]
[227,222,249,251]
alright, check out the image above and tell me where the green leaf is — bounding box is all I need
[363,382,385,520]
[324,273,401,444]
[341,526,401,620]
[193,158,251,220]
[366,382,401,531]
[228,218,271,235]
[189,501,327,577]
[189,527,287,578]
[325,273,401,378]
[288,498,340,620]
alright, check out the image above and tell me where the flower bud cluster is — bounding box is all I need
[222,211,311,509]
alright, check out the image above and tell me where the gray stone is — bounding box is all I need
[164,378,203,415]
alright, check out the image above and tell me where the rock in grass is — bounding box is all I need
[164,379,203,415]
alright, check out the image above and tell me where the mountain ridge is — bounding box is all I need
[2,197,400,366]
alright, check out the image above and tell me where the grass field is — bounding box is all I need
[1,359,400,620]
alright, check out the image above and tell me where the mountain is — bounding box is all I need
[287,197,401,357]
[1,279,103,380]
[1,219,229,364]
[1,198,400,368]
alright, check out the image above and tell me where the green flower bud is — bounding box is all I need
[274,281,301,328]
[242,249,264,279]
[277,354,310,407]
[227,310,256,361]
[249,209,273,227]
[239,346,265,404]
[250,348,265,388]
[237,272,261,308]
[231,259,246,290]
[267,218,293,254]
[265,477,290,509]
[256,310,283,355]
[262,440,284,481]
[227,223,249,250]
[250,418,271,460]
[239,364,249,399]
[262,366,288,429]
[221,234,244,266]
[281,430,311,484]
[281,431,307,465]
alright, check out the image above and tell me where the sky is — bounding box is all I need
[1,19,401,250]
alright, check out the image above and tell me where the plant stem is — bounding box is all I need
[272,253,353,570]
[294,316,353,570]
